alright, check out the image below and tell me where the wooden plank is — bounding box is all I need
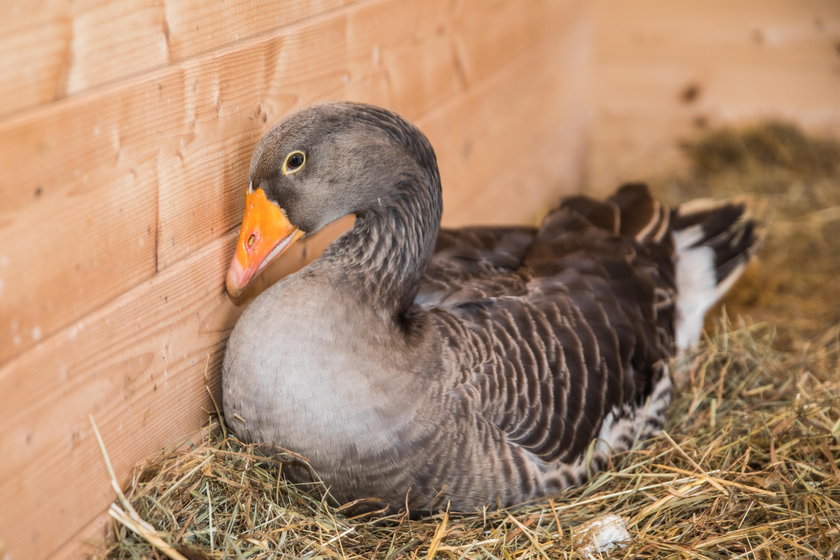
[0,234,236,560]
[0,78,168,364]
[0,0,171,118]
[170,0,590,296]
[51,511,112,560]
[594,0,840,59]
[65,0,170,96]
[0,1,69,117]
[259,8,590,276]
[588,0,840,193]
[0,0,580,367]
[0,221,354,560]
[421,17,590,227]
[164,0,351,61]
[589,57,840,191]
[0,0,435,364]
[156,0,468,272]
[155,0,583,270]
[0,12,589,558]
[451,0,582,86]
[0,0,353,119]
[596,54,840,115]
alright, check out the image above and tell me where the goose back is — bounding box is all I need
[222,103,758,513]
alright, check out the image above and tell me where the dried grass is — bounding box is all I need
[95,122,840,559]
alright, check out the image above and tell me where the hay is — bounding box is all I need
[669,121,840,349]
[95,122,840,559]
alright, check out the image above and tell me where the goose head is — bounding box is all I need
[225,102,441,297]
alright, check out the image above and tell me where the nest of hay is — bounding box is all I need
[96,122,840,559]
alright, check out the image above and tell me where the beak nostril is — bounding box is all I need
[247,233,256,249]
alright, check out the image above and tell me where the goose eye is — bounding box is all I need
[283,150,306,175]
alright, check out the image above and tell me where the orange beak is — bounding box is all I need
[225,188,304,297]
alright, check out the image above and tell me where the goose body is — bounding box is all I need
[222,102,757,512]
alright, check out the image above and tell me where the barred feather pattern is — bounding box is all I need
[385,186,680,509]
[265,186,682,511]
[222,103,758,514]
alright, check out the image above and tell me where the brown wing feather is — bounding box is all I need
[432,185,677,464]
[414,225,536,308]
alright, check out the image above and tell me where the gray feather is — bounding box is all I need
[222,102,759,513]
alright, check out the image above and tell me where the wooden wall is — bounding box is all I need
[588,0,840,193]
[0,1,590,558]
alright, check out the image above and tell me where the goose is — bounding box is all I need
[222,102,757,512]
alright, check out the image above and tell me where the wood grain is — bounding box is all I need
[0,0,583,368]
[0,85,165,364]
[155,0,466,273]
[156,0,583,272]
[163,0,351,61]
[0,233,236,560]
[423,19,590,227]
[0,1,69,117]
[0,3,590,557]
[0,1,382,363]
[588,0,840,193]
[0,218,355,560]
[66,0,170,95]
[595,0,840,58]
[0,0,352,119]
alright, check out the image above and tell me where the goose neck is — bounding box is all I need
[321,175,442,318]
